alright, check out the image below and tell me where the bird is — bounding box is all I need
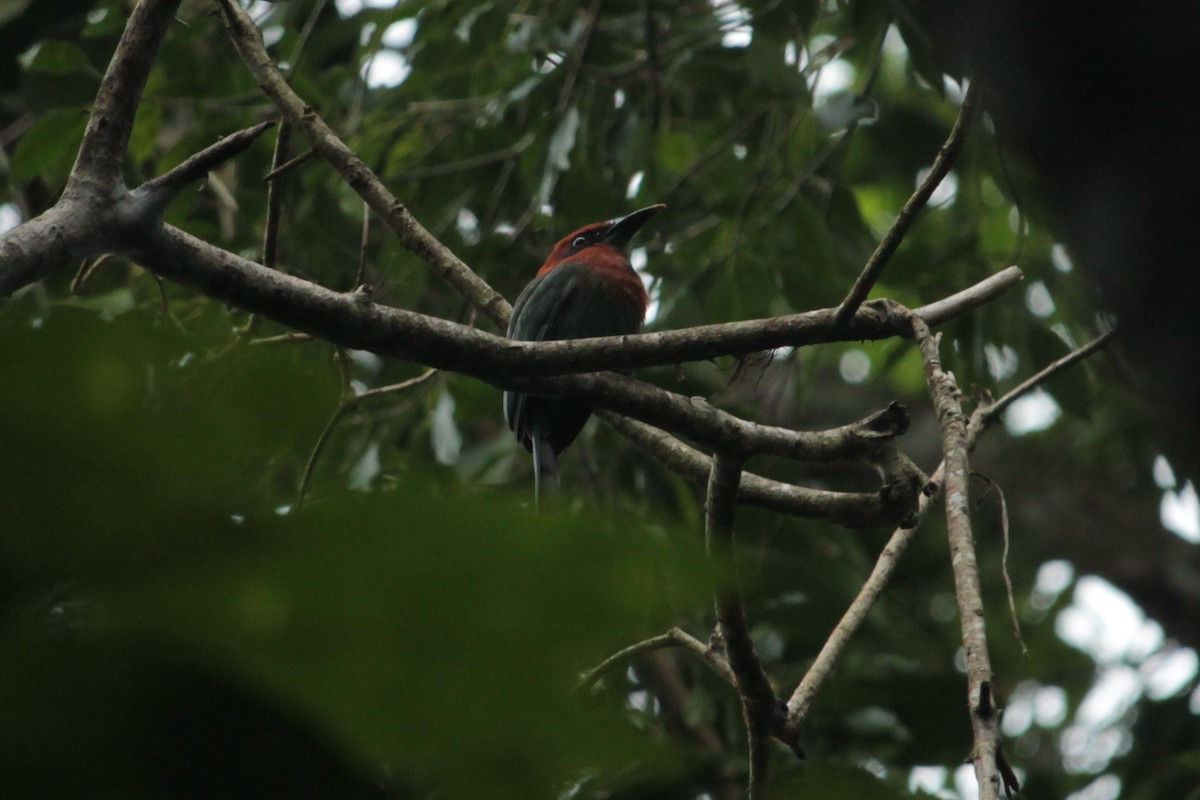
[504,204,664,501]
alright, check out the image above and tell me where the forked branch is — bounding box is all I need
[786,329,1114,733]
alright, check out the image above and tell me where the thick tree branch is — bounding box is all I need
[213,0,510,326]
[911,313,1002,800]
[61,211,1024,378]
[67,0,183,193]
[210,0,1015,367]
[129,220,923,466]
[0,204,98,295]
[0,0,186,295]
[601,411,923,527]
[834,82,979,326]
[0,120,275,297]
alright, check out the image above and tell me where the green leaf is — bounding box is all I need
[547,104,580,171]
[0,0,31,27]
[1024,325,1093,419]
[780,197,840,311]
[19,40,95,75]
[850,0,892,42]
[66,287,137,317]
[655,129,700,175]
[0,307,710,798]
[9,107,87,184]
[896,15,945,95]
[745,37,809,98]
[816,92,879,133]
[772,762,915,799]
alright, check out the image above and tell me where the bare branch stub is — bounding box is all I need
[139,122,276,207]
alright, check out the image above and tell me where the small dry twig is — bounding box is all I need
[296,368,438,508]
[834,82,979,326]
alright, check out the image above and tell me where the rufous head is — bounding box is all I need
[537,204,664,275]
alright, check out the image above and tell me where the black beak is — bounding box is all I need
[603,204,665,249]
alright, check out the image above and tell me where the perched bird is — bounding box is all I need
[504,204,664,500]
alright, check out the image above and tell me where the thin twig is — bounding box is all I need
[296,368,437,508]
[215,0,510,326]
[555,0,603,116]
[285,0,330,80]
[834,82,979,326]
[822,17,890,217]
[70,254,114,293]
[263,148,316,180]
[785,502,928,723]
[240,119,292,340]
[974,474,1027,655]
[262,119,291,270]
[249,331,313,346]
[355,200,370,287]
[399,134,535,180]
[576,627,736,692]
[974,328,1117,429]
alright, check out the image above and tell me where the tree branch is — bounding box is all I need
[704,452,785,796]
[0,204,98,295]
[122,224,907,464]
[784,491,931,726]
[911,313,1002,800]
[576,627,736,692]
[67,0,183,193]
[0,0,1014,538]
[213,0,510,327]
[57,208,1024,378]
[139,121,276,207]
[600,410,924,528]
[834,82,980,326]
[785,329,1115,732]
[974,328,1117,429]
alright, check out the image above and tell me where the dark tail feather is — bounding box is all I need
[531,433,558,508]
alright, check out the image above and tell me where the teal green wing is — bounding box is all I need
[503,261,643,456]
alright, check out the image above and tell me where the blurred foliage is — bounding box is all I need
[0,0,1195,798]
